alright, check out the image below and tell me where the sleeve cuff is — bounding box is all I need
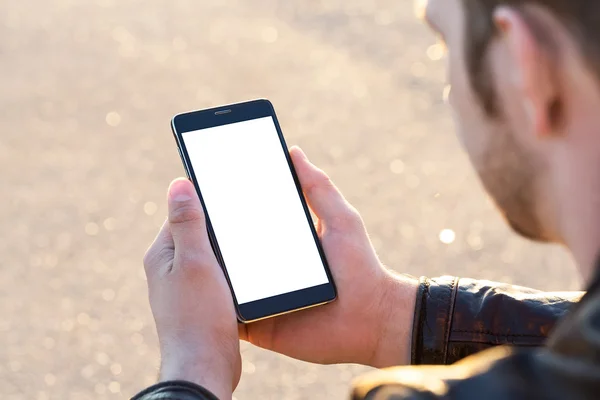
[131,380,220,400]
[411,276,459,365]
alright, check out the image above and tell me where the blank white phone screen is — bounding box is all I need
[181,116,329,304]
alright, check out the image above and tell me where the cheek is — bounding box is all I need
[446,51,486,156]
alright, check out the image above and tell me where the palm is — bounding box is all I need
[241,216,390,366]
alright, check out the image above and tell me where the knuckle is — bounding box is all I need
[342,205,363,225]
[333,205,364,231]
[347,205,364,224]
[304,170,334,196]
[169,204,204,226]
[143,247,157,272]
[143,245,174,274]
[177,250,215,273]
[316,172,335,190]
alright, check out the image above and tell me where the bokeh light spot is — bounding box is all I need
[105,112,121,127]
[439,229,456,244]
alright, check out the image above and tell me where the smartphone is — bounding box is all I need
[170,99,337,323]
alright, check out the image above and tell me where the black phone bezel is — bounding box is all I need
[170,99,337,323]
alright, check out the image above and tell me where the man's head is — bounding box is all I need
[423,0,600,244]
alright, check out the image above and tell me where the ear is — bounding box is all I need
[493,6,557,138]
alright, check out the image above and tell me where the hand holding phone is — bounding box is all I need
[168,99,418,369]
[240,146,418,368]
[144,179,242,399]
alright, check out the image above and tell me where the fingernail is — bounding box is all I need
[169,179,194,202]
[172,192,192,202]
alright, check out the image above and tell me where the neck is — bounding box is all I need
[553,124,600,285]
[552,65,600,285]
[565,233,600,284]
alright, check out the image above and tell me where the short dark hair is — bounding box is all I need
[462,0,600,116]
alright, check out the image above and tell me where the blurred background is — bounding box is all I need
[0,0,580,399]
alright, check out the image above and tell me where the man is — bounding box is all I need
[133,0,600,398]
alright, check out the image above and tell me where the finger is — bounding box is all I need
[167,178,214,267]
[238,323,248,341]
[154,218,174,250]
[289,146,362,232]
[143,219,174,277]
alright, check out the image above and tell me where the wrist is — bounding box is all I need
[159,347,238,400]
[369,272,418,368]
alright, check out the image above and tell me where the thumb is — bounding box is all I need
[167,178,213,262]
[289,146,362,232]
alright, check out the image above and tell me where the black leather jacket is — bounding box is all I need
[132,273,593,400]
[410,276,583,365]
